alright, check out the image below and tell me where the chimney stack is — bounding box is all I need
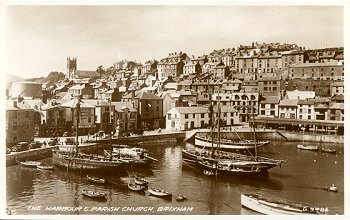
[13,101,17,108]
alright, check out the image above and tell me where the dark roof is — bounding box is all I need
[74,70,100,78]
[260,96,279,104]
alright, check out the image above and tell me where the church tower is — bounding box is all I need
[66,57,77,79]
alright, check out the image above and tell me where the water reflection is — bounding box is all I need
[6,140,344,215]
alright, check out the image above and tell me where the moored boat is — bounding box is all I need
[198,160,267,176]
[82,189,107,200]
[241,193,329,215]
[148,187,172,198]
[297,144,319,151]
[19,161,42,168]
[176,194,188,202]
[87,175,106,184]
[37,164,54,170]
[128,183,146,192]
[323,184,338,192]
[134,177,149,186]
[321,148,336,154]
[195,134,270,150]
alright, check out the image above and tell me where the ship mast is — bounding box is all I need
[75,98,80,157]
[109,98,113,161]
[251,103,257,159]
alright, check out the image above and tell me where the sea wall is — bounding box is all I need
[278,131,344,144]
[6,146,57,167]
[92,132,186,145]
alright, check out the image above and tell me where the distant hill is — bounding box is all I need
[6,72,65,90]
[6,74,25,89]
[26,72,65,85]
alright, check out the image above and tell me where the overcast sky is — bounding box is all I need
[4,5,344,78]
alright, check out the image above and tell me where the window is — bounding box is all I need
[271,110,275,116]
[308,109,311,114]
[300,109,303,113]
[271,104,275,108]
[13,121,17,130]
[13,111,17,118]
[168,114,171,120]
[261,110,265,115]
[308,115,311,120]
[88,116,91,123]
[193,114,195,118]
[185,114,188,119]
[299,115,302,119]
[201,113,204,118]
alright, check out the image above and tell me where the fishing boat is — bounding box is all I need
[195,134,270,150]
[182,148,285,172]
[37,164,54,170]
[134,177,149,186]
[321,148,336,154]
[52,98,126,174]
[183,98,285,176]
[82,189,107,200]
[128,183,146,192]
[148,187,172,198]
[241,193,329,215]
[297,144,319,151]
[87,175,106,184]
[19,161,42,168]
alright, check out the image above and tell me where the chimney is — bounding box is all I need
[13,101,17,108]
[180,51,182,55]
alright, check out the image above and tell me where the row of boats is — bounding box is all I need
[83,175,187,202]
[297,144,337,153]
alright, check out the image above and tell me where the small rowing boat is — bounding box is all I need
[134,177,149,186]
[321,148,336,154]
[87,175,106,184]
[176,194,187,202]
[148,187,172,198]
[82,189,107,200]
[128,183,146,192]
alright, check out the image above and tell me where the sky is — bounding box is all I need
[3,4,344,78]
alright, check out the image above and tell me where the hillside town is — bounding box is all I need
[6,42,344,148]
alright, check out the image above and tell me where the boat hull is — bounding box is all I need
[195,136,268,150]
[297,145,319,151]
[182,149,283,172]
[53,150,125,175]
[241,194,327,215]
[197,161,268,176]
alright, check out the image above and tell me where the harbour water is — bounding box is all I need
[6,140,344,215]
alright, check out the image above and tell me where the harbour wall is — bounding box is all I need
[6,146,56,167]
[195,129,344,144]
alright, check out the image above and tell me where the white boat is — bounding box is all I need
[134,177,149,186]
[82,189,107,200]
[297,144,319,151]
[128,183,146,192]
[148,187,172,198]
[37,164,54,170]
[241,193,329,215]
[195,135,270,150]
[19,161,42,168]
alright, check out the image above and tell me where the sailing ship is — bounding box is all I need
[183,97,285,176]
[241,193,329,215]
[195,134,270,150]
[297,127,319,151]
[52,98,126,174]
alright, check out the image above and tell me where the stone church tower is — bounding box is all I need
[66,57,77,79]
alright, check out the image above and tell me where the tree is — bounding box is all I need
[96,65,106,76]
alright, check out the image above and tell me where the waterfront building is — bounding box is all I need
[259,96,279,118]
[6,100,36,146]
[60,98,96,135]
[166,105,239,131]
[113,102,138,135]
[83,99,113,133]
[278,99,298,119]
[122,90,163,130]
[161,92,177,118]
[44,103,66,136]
[327,103,344,121]
[297,99,315,120]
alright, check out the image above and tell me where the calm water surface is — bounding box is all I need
[6,140,344,215]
